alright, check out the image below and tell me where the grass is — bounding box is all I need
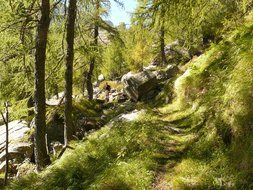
[6,110,177,190]
[159,12,253,189]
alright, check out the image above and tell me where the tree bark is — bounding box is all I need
[64,0,77,144]
[160,23,167,66]
[1,103,9,186]
[87,1,99,101]
[34,0,51,171]
[27,96,34,128]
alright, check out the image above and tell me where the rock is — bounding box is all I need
[152,40,190,65]
[0,161,5,173]
[0,120,30,156]
[93,81,98,87]
[165,41,190,64]
[108,109,146,127]
[50,141,63,156]
[46,91,64,106]
[118,109,145,122]
[93,87,102,99]
[16,159,36,177]
[46,114,65,146]
[0,142,33,163]
[0,121,33,175]
[98,74,105,82]
[143,64,157,71]
[122,71,158,101]
[153,64,179,82]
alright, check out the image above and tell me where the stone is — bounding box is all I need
[51,141,63,156]
[153,64,179,82]
[122,71,158,101]
[46,91,64,106]
[143,64,157,71]
[16,160,36,177]
[152,40,190,65]
[98,74,105,82]
[0,142,33,163]
[108,109,146,127]
[46,114,65,146]
[118,109,145,122]
[164,41,190,64]
[0,161,5,173]
[0,120,30,155]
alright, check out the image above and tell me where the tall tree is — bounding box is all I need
[34,0,51,171]
[159,4,167,65]
[64,0,77,143]
[86,0,99,100]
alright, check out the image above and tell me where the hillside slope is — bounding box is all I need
[5,12,253,190]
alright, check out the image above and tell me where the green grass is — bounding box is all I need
[160,12,253,189]
[6,111,175,190]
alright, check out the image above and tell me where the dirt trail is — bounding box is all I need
[152,125,185,190]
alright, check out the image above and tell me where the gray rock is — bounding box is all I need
[0,121,30,154]
[0,161,5,173]
[143,64,157,71]
[153,64,179,82]
[98,74,105,82]
[16,159,36,177]
[122,71,158,101]
[152,40,190,65]
[51,141,63,156]
[0,142,33,164]
[108,109,146,127]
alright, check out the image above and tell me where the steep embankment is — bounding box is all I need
[157,12,253,189]
[6,12,253,190]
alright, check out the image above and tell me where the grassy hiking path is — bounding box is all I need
[150,108,195,190]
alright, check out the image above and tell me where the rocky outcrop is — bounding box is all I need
[153,65,179,82]
[121,71,158,101]
[0,121,30,155]
[152,41,190,66]
[0,121,32,173]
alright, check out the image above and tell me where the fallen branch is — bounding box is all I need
[57,145,74,159]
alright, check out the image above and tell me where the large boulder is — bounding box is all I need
[0,121,33,173]
[152,40,190,65]
[0,121,30,155]
[153,64,179,82]
[0,142,33,164]
[121,71,158,101]
[164,41,190,64]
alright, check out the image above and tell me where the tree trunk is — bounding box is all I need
[27,96,34,127]
[160,23,167,66]
[1,103,9,186]
[87,1,99,101]
[64,0,77,144]
[4,109,8,186]
[86,57,95,100]
[34,0,51,171]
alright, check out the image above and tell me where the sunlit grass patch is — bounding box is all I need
[7,112,168,190]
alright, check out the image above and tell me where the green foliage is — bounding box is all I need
[101,38,127,79]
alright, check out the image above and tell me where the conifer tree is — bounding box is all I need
[34,0,51,171]
[64,0,77,143]
[86,0,99,100]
